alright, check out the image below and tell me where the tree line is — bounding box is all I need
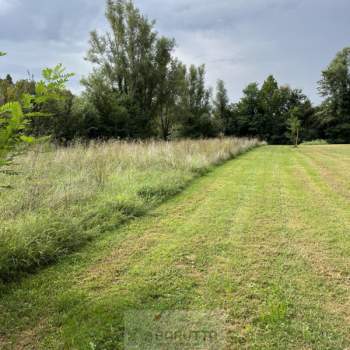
[1,0,350,146]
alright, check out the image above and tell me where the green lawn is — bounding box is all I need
[1,145,350,349]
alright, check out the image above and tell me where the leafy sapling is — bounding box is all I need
[0,53,74,174]
[288,107,302,148]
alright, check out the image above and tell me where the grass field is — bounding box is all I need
[0,138,258,282]
[1,145,350,349]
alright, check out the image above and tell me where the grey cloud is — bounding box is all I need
[0,0,349,102]
[0,0,104,42]
[137,0,303,35]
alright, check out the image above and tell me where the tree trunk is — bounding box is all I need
[295,128,299,148]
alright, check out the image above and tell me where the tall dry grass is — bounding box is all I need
[0,138,260,281]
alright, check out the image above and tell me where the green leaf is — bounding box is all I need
[21,93,34,109]
[20,135,35,143]
[24,112,52,118]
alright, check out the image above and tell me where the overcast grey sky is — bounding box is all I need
[0,0,349,104]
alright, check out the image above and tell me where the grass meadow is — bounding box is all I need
[0,138,260,283]
[1,145,350,349]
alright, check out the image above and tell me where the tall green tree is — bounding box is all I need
[153,38,187,140]
[259,75,281,143]
[178,65,214,138]
[84,0,164,138]
[83,0,217,140]
[213,79,230,135]
[158,60,187,140]
[318,47,350,143]
[234,82,262,137]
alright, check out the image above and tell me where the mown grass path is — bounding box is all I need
[1,145,350,349]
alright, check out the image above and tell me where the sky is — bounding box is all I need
[0,0,349,104]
